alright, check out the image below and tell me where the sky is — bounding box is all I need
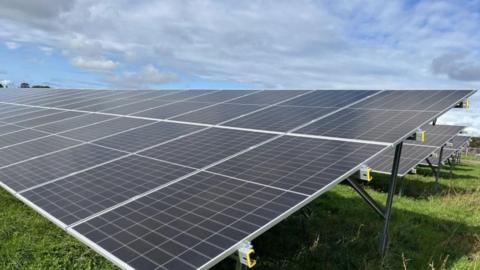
[0,0,479,135]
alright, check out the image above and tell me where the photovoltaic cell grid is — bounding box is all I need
[407,124,465,147]
[223,106,335,132]
[0,88,475,270]
[0,135,80,168]
[295,90,475,143]
[93,122,203,153]
[21,155,195,225]
[369,144,437,176]
[139,128,275,168]
[0,144,125,192]
[59,117,154,142]
[208,136,387,195]
[452,135,471,150]
[72,172,307,270]
[0,129,49,148]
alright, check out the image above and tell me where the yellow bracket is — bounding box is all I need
[366,167,373,182]
[245,249,256,268]
[420,130,426,143]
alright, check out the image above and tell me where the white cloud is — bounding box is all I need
[108,65,177,88]
[0,0,479,132]
[71,56,118,71]
[5,41,19,49]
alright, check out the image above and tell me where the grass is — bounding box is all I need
[0,159,479,270]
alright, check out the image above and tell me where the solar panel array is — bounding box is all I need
[419,135,471,166]
[369,124,465,176]
[0,88,475,270]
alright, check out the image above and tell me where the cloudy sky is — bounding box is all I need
[0,0,479,134]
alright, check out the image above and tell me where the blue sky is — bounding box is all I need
[0,0,479,134]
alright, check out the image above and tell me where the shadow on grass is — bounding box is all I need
[212,192,479,270]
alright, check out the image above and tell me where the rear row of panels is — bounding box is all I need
[0,90,474,144]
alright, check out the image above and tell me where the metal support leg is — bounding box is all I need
[425,157,438,182]
[380,142,403,257]
[436,146,444,185]
[447,159,453,179]
[346,178,385,219]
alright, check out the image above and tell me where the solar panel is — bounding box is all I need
[407,125,465,147]
[15,111,85,128]
[296,108,439,143]
[59,117,154,142]
[103,99,176,115]
[159,90,217,101]
[133,102,214,119]
[139,128,275,168]
[281,90,377,107]
[208,136,387,195]
[0,108,60,122]
[0,135,80,168]
[93,122,203,153]
[34,113,115,134]
[186,90,257,102]
[0,129,49,148]
[369,144,437,176]
[451,135,470,150]
[21,155,195,225]
[222,106,335,132]
[351,90,473,111]
[71,172,306,270]
[77,98,152,112]
[228,90,309,105]
[0,124,24,135]
[172,103,265,125]
[0,144,125,192]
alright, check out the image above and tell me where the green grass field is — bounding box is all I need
[1,158,479,270]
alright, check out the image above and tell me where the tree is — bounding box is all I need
[20,82,30,88]
[470,137,480,148]
[0,83,3,88]
[31,85,50,88]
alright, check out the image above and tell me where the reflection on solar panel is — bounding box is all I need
[0,88,475,270]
